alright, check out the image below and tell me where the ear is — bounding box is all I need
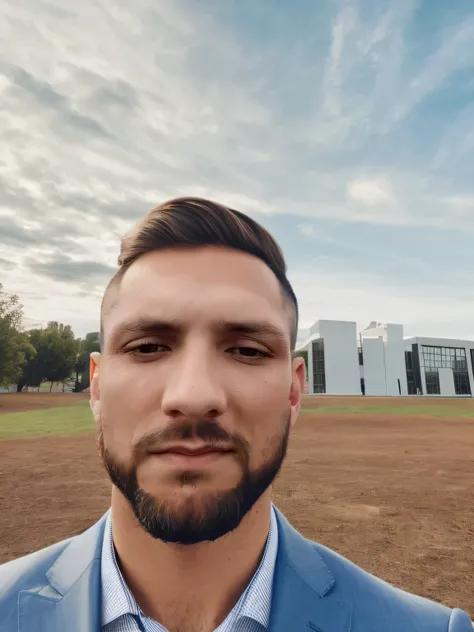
[90,352,101,424]
[289,356,306,427]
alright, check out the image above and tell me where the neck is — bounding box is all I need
[111,489,273,632]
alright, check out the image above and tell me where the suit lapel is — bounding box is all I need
[269,508,352,632]
[18,512,108,632]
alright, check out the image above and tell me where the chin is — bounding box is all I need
[132,485,253,544]
[140,467,242,499]
[148,485,234,515]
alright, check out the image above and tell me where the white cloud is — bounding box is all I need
[347,177,394,206]
[322,3,357,117]
[390,17,474,124]
[443,196,474,213]
[314,1,416,144]
[298,223,316,237]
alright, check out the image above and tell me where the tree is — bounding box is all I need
[43,322,78,391]
[16,329,48,392]
[0,284,35,387]
[17,322,79,392]
[74,332,100,391]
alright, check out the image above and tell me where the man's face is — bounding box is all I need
[92,246,304,544]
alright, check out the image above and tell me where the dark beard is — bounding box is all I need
[99,415,290,545]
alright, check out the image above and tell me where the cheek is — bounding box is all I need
[236,367,292,413]
[99,410,132,461]
[231,371,291,455]
[101,359,160,408]
[99,365,156,457]
[103,358,165,404]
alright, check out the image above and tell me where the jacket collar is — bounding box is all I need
[18,512,108,632]
[18,507,351,632]
[270,507,352,632]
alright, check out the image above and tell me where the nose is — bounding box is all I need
[161,343,227,420]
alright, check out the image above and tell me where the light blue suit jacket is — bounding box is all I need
[0,508,471,632]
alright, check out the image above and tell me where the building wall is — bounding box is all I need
[362,337,386,395]
[317,320,360,395]
[384,324,408,396]
[420,359,427,394]
[438,368,455,396]
[362,323,408,396]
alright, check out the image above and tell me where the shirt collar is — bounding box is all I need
[101,510,140,626]
[237,505,278,627]
[101,506,279,629]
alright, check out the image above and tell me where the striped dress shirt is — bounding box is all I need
[101,507,278,632]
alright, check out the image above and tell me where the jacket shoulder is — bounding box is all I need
[0,538,73,597]
[0,538,74,631]
[311,541,472,631]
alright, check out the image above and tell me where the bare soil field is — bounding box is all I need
[0,397,473,615]
[0,392,88,414]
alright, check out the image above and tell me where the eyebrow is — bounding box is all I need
[109,319,176,343]
[216,320,287,341]
[109,318,288,344]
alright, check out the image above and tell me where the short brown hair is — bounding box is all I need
[101,197,298,347]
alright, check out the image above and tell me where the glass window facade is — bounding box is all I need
[420,345,467,371]
[420,345,471,395]
[312,339,326,394]
[454,371,471,395]
[425,371,440,395]
[405,351,417,395]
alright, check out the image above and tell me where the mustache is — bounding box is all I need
[133,419,250,460]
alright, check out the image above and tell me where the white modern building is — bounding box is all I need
[306,320,360,395]
[297,320,474,397]
[404,336,474,396]
[361,322,408,396]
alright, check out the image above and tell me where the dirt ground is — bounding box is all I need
[0,397,473,616]
[0,392,89,413]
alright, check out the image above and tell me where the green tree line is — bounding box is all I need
[0,284,100,392]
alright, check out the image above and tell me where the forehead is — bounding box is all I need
[105,246,291,337]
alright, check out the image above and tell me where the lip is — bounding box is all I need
[151,445,234,456]
[148,445,234,467]
[151,449,233,468]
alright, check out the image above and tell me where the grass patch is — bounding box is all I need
[302,404,474,419]
[0,400,94,439]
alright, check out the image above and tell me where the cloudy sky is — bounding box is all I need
[1,0,474,343]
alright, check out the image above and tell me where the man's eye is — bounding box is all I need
[230,347,268,358]
[132,343,168,354]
